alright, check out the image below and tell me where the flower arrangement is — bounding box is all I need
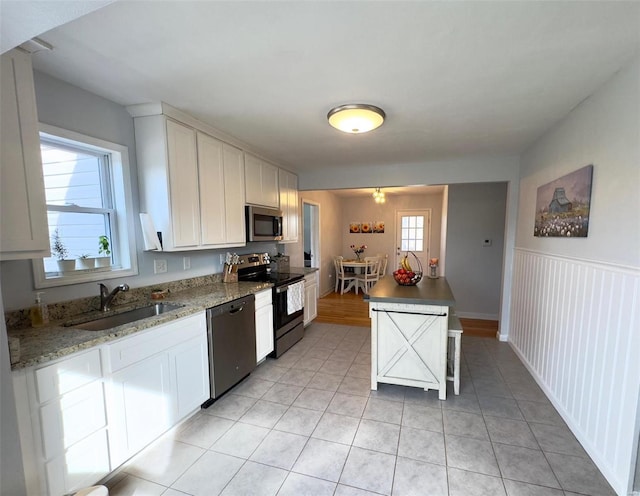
[350,244,367,260]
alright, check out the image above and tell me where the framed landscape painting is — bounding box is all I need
[534,164,593,238]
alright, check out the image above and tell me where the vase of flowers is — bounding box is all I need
[350,244,367,261]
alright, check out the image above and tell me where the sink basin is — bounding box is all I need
[69,303,184,331]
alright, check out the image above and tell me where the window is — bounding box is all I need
[400,215,424,252]
[33,124,138,288]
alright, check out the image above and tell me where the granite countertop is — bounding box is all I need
[365,276,456,306]
[291,266,319,275]
[8,281,272,370]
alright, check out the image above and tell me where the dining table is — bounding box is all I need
[340,259,370,293]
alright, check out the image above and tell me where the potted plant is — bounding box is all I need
[76,253,96,270]
[96,235,112,267]
[51,229,75,273]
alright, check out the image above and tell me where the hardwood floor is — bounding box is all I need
[316,291,370,327]
[316,290,498,338]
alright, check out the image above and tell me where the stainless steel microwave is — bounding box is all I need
[246,206,283,242]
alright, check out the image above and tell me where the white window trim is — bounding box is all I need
[32,124,139,288]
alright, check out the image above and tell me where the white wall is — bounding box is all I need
[446,182,507,319]
[511,56,640,495]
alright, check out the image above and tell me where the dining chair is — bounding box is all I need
[355,256,380,294]
[334,256,356,294]
[376,253,389,277]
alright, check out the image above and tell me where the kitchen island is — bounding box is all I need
[366,276,456,400]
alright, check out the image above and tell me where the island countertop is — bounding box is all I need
[365,276,456,306]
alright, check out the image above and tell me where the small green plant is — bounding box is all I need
[51,229,69,260]
[98,235,111,256]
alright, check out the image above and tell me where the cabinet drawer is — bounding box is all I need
[255,289,272,308]
[45,428,110,496]
[105,313,205,373]
[35,349,102,404]
[40,380,106,460]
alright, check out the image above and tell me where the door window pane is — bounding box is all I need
[400,215,425,253]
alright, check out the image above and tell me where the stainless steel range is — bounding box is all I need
[237,254,305,357]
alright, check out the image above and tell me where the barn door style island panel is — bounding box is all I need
[366,276,456,400]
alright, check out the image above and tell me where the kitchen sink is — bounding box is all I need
[68,302,184,331]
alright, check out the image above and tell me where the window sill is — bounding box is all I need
[34,265,138,289]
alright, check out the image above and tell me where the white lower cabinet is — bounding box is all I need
[304,272,318,326]
[370,302,448,400]
[13,312,209,495]
[107,353,173,466]
[255,289,274,362]
[105,312,208,467]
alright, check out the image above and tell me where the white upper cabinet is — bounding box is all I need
[0,49,50,260]
[167,120,200,247]
[279,168,299,243]
[133,114,246,250]
[244,153,279,208]
[198,133,246,247]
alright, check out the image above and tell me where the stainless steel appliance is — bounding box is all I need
[237,253,305,357]
[246,206,283,242]
[202,294,256,407]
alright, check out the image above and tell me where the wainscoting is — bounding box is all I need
[509,248,640,495]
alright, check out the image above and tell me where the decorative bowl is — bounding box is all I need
[392,252,423,286]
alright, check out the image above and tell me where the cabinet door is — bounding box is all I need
[244,154,279,208]
[0,49,49,260]
[255,304,274,363]
[244,153,263,205]
[279,169,299,243]
[261,162,280,208]
[166,119,200,247]
[108,353,173,466]
[197,132,226,245]
[171,336,210,420]
[222,144,246,245]
[304,280,318,326]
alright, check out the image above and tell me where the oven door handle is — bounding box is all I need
[275,282,301,294]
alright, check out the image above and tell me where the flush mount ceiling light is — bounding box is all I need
[373,188,386,204]
[327,104,386,134]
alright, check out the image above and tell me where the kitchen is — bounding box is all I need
[1,2,639,496]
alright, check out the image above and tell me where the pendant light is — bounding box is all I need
[327,104,385,134]
[373,188,386,204]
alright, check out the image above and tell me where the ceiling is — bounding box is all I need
[3,1,640,174]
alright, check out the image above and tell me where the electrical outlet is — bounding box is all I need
[219,254,225,264]
[154,259,168,274]
[183,257,191,270]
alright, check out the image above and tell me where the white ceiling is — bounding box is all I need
[3,1,640,173]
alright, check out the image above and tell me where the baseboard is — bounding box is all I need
[455,311,499,320]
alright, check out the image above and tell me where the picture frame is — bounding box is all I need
[534,165,593,238]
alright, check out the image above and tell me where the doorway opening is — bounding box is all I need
[303,201,320,269]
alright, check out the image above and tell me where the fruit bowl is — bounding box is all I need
[393,252,423,286]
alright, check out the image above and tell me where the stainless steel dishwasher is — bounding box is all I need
[202,294,255,407]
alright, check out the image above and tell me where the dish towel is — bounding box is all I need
[287,281,305,315]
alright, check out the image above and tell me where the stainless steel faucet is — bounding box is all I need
[99,283,129,312]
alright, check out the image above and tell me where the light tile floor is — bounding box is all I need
[107,322,615,496]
